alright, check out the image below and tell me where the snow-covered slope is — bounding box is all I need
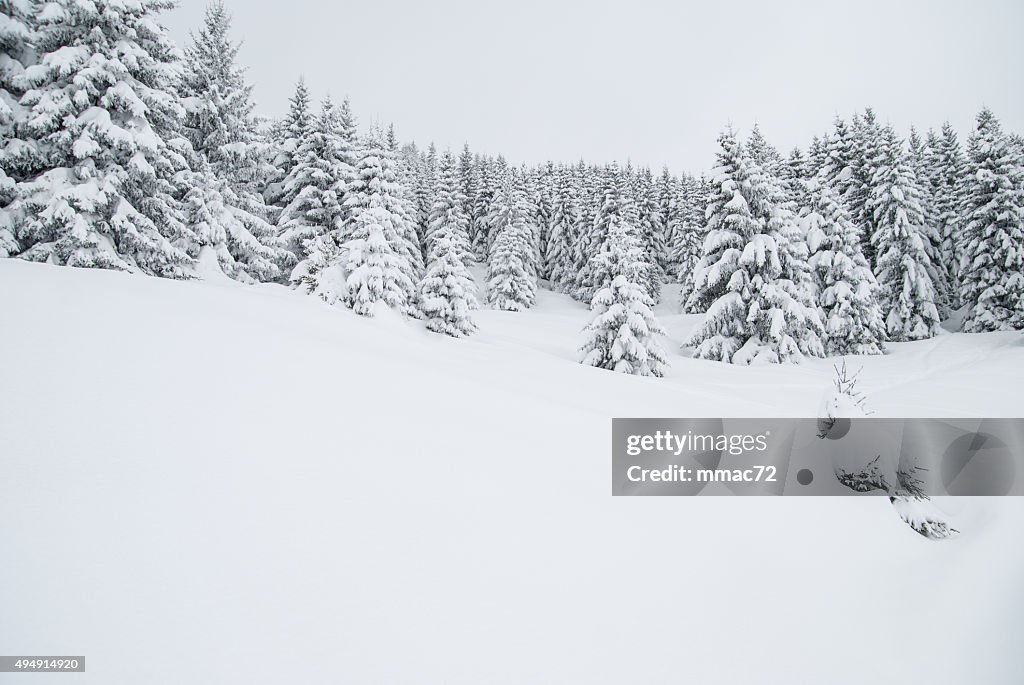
[1,260,1023,684]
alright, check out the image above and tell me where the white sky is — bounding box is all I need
[164,0,1024,174]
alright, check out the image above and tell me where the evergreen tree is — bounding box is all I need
[337,129,422,316]
[849,109,885,267]
[470,156,496,260]
[579,220,668,377]
[0,0,34,257]
[960,108,1024,332]
[802,180,886,355]
[278,97,351,277]
[870,130,941,341]
[486,178,537,311]
[930,123,969,306]
[178,1,286,281]
[13,0,194,277]
[457,142,477,243]
[266,77,312,207]
[634,167,666,302]
[687,129,824,364]
[544,165,579,291]
[578,166,649,303]
[907,126,950,312]
[418,150,477,336]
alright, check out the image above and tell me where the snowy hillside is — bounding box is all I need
[2,260,1023,684]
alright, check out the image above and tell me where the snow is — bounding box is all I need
[1,259,1023,684]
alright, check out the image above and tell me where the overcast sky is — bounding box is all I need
[163,0,1024,173]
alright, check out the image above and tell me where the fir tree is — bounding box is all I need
[578,165,651,305]
[418,150,477,336]
[870,130,941,341]
[931,123,968,306]
[14,0,194,277]
[802,180,886,355]
[960,108,1024,332]
[687,129,824,364]
[579,220,668,377]
[178,1,286,281]
[338,129,422,316]
[278,97,351,278]
[0,0,34,257]
[634,167,666,302]
[544,165,579,292]
[486,178,537,311]
[266,77,312,207]
[907,126,950,312]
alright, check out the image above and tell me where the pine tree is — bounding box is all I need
[0,0,34,257]
[13,0,194,277]
[802,180,886,355]
[870,130,941,341]
[486,177,537,311]
[544,165,579,291]
[673,175,706,308]
[687,129,823,364]
[931,123,968,306]
[418,150,477,336]
[579,220,668,377]
[960,108,1024,332]
[578,165,652,305]
[747,129,826,359]
[338,129,422,316]
[634,167,666,302]
[178,1,286,281]
[266,77,312,208]
[278,97,351,278]
[907,126,950,312]
[470,156,496,260]
[457,142,477,247]
[849,109,885,267]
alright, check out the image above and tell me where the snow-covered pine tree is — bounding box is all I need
[486,176,537,311]
[820,117,856,201]
[960,108,1024,332]
[544,164,579,291]
[930,123,968,307]
[674,174,707,309]
[418,150,477,336]
[686,128,823,364]
[907,126,950,313]
[747,129,826,359]
[806,134,829,180]
[654,167,678,277]
[265,77,312,208]
[0,0,34,257]
[574,164,634,304]
[579,166,650,304]
[13,0,194,277]
[570,161,601,291]
[178,1,287,281]
[849,109,885,267]
[277,97,351,280]
[470,155,495,260]
[334,128,422,316]
[870,128,941,341]
[579,219,668,377]
[457,142,477,242]
[634,167,666,302]
[781,146,809,208]
[424,150,471,267]
[802,179,886,355]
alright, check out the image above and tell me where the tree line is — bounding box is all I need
[1,1,1021,375]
